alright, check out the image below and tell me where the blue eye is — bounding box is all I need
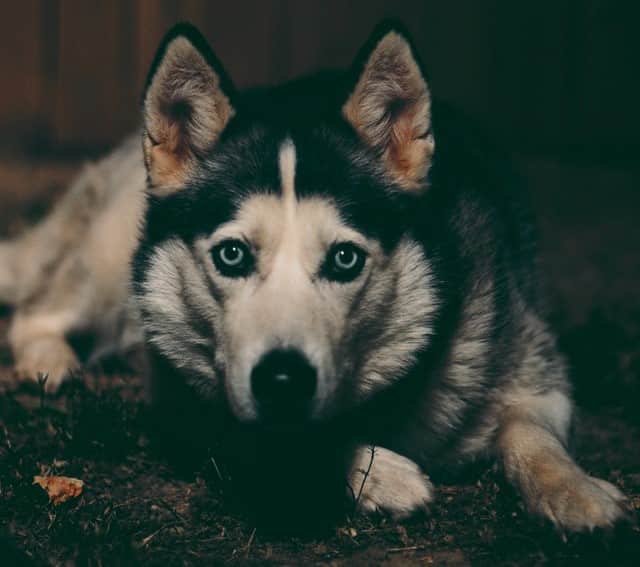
[322,242,366,282]
[212,239,254,277]
[334,247,359,270]
[219,243,244,266]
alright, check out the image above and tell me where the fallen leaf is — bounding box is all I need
[337,526,358,539]
[33,475,84,505]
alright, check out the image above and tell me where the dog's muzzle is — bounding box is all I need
[250,348,317,422]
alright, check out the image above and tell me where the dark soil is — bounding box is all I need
[0,156,639,565]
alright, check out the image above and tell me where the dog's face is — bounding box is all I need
[135,24,439,424]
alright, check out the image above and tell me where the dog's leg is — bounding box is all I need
[349,445,433,519]
[0,156,119,307]
[9,310,80,391]
[496,389,627,532]
[0,241,21,305]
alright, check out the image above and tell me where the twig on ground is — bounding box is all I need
[110,496,152,511]
[210,455,224,485]
[353,445,376,514]
[155,500,187,525]
[140,525,168,548]
[386,545,424,554]
[346,480,357,506]
[37,373,48,409]
[244,527,256,558]
[1,424,12,450]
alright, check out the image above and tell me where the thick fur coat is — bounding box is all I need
[0,23,628,531]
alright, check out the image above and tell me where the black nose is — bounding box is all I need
[251,349,317,418]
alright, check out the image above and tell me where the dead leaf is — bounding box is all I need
[33,475,84,505]
[337,526,358,539]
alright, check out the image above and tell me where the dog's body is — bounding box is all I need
[0,136,145,379]
[0,24,628,531]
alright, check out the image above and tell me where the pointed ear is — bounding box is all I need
[343,26,434,191]
[142,24,236,196]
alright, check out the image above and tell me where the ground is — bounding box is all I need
[0,155,639,566]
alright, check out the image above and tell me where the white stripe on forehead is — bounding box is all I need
[278,139,297,217]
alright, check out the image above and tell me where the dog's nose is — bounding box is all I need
[251,349,317,418]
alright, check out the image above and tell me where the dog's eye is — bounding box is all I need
[322,242,366,282]
[211,239,254,277]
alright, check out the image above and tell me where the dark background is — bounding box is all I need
[0,2,639,565]
[1,0,639,161]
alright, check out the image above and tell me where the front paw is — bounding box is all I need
[349,446,433,519]
[15,337,80,392]
[532,468,629,532]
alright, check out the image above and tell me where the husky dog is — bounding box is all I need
[0,23,628,531]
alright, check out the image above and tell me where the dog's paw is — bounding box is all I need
[15,337,79,392]
[533,469,629,533]
[349,446,433,519]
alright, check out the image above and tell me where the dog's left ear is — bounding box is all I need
[343,26,434,191]
[142,24,236,196]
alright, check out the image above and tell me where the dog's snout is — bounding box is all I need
[251,349,317,418]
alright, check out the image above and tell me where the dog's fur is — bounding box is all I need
[0,23,628,531]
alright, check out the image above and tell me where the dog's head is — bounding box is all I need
[134,23,439,425]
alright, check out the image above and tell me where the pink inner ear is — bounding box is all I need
[143,119,196,197]
[144,96,195,190]
[385,104,435,190]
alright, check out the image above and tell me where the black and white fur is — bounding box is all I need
[0,23,628,531]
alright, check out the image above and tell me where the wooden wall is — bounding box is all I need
[0,1,638,159]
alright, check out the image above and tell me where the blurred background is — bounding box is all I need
[0,0,639,415]
[0,0,638,157]
[0,4,639,562]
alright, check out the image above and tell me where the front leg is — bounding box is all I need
[349,445,433,519]
[496,391,628,532]
[10,311,80,391]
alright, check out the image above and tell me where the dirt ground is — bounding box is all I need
[0,156,639,566]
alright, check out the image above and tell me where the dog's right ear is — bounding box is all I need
[142,23,236,196]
